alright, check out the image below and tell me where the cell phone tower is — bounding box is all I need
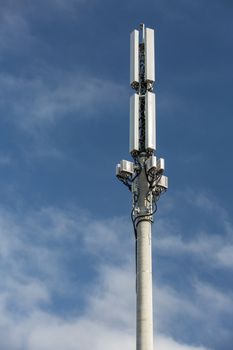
[116,24,168,350]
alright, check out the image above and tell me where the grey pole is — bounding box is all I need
[136,166,153,350]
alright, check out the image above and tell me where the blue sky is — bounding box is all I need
[0,1,232,349]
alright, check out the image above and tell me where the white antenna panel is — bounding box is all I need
[157,175,168,189]
[130,30,139,87]
[145,91,156,151]
[145,28,155,83]
[129,94,139,154]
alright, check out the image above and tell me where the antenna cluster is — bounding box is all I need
[116,24,168,226]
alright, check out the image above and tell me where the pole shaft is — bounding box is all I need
[136,169,154,350]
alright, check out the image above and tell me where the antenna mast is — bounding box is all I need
[116,24,168,350]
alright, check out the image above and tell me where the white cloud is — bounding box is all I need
[155,278,233,340]
[0,72,125,131]
[155,335,210,350]
[86,264,135,328]
[0,9,32,54]
[0,3,125,135]
[0,261,212,350]
[155,284,201,331]
[155,225,221,261]
[154,191,233,270]
[1,189,233,349]
[186,191,227,218]
[3,279,50,312]
[216,245,233,267]
[194,281,233,313]
[0,1,88,56]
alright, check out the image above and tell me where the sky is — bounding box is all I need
[0,0,232,349]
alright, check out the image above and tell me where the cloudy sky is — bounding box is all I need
[0,1,232,349]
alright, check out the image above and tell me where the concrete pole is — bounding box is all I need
[136,166,154,350]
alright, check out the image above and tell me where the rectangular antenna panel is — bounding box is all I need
[157,175,168,189]
[145,28,155,82]
[130,30,139,86]
[145,155,157,174]
[145,92,156,151]
[157,158,165,174]
[120,160,134,175]
[129,94,139,154]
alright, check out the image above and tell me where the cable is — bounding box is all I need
[131,163,142,182]
[131,207,137,239]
